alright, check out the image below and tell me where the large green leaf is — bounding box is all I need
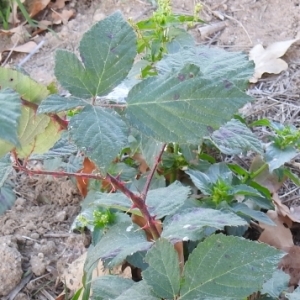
[162,208,247,241]
[91,276,134,300]
[211,119,263,155]
[156,45,254,88]
[0,182,16,215]
[0,89,21,146]
[69,105,128,169]
[84,220,153,271]
[0,155,12,187]
[37,94,87,114]
[142,239,181,299]
[146,181,190,218]
[55,12,136,98]
[180,234,282,300]
[126,64,253,144]
[0,67,49,104]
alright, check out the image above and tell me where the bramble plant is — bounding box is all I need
[1,3,300,299]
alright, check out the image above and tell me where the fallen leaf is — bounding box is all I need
[249,38,299,83]
[26,0,51,17]
[58,251,131,299]
[8,0,25,24]
[259,210,294,251]
[49,0,69,10]
[3,41,37,53]
[51,8,75,25]
[279,245,300,286]
[249,155,285,193]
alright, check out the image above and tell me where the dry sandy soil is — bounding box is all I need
[1,0,300,299]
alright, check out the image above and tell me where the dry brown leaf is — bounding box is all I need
[249,155,286,193]
[58,252,131,299]
[49,0,69,10]
[259,210,294,251]
[132,153,149,174]
[249,38,299,83]
[51,8,75,25]
[4,41,37,53]
[26,0,51,17]
[273,193,300,225]
[279,245,300,286]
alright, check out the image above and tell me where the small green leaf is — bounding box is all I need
[185,169,212,195]
[91,275,134,300]
[142,238,181,299]
[85,220,153,271]
[69,105,128,169]
[230,184,263,197]
[0,89,21,146]
[0,67,49,104]
[55,12,136,98]
[162,208,247,241]
[261,269,289,298]
[180,234,283,300]
[127,64,252,144]
[265,143,298,172]
[146,181,190,218]
[37,95,87,114]
[211,119,263,155]
[232,203,275,225]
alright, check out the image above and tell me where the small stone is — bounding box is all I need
[31,232,40,240]
[15,197,26,206]
[25,221,36,231]
[30,255,46,276]
[55,210,67,222]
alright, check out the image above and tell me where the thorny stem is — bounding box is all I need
[141,143,166,201]
[21,99,68,130]
[11,153,161,240]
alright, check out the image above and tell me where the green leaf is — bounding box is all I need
[115,281,159,300]
[91,275,134,300]
[166,28,194,54]
[0,182,16,215]
[261,269,289,298]
[230,184,263,197]
[126,64,252,144]
[185,169,212,195]
[0,67,49,104]
[0,89,21,146]
[146,181,190,218]
[0,155,12,187]
[232,203,275,225]
[55,12,136,98]
[265,143,298,172]
[162,208,247,241]
[140,135,165,168]
[180,234,283,300]
[37,94,87,114]
[69,105,128,169]
[156,45,254,88]
[85,220,153,271]
[142,238,181,299]
[211,119,263,155]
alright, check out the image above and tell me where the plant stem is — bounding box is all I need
[141,143,166,201]
[250,163,268,179]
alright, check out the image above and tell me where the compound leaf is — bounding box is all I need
[37,94,87,114]
[180,234,283,300]
[55,12,136,98]
[0,89,21,146]
[211,119,263,155]
[85,220,153,271]
[69,105,128,169]
[142,238,181,299]
[127,64,252,144]
[162,208,247,241]
[0,67,49,104]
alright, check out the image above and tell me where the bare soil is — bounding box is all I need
[1,0,300,298]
